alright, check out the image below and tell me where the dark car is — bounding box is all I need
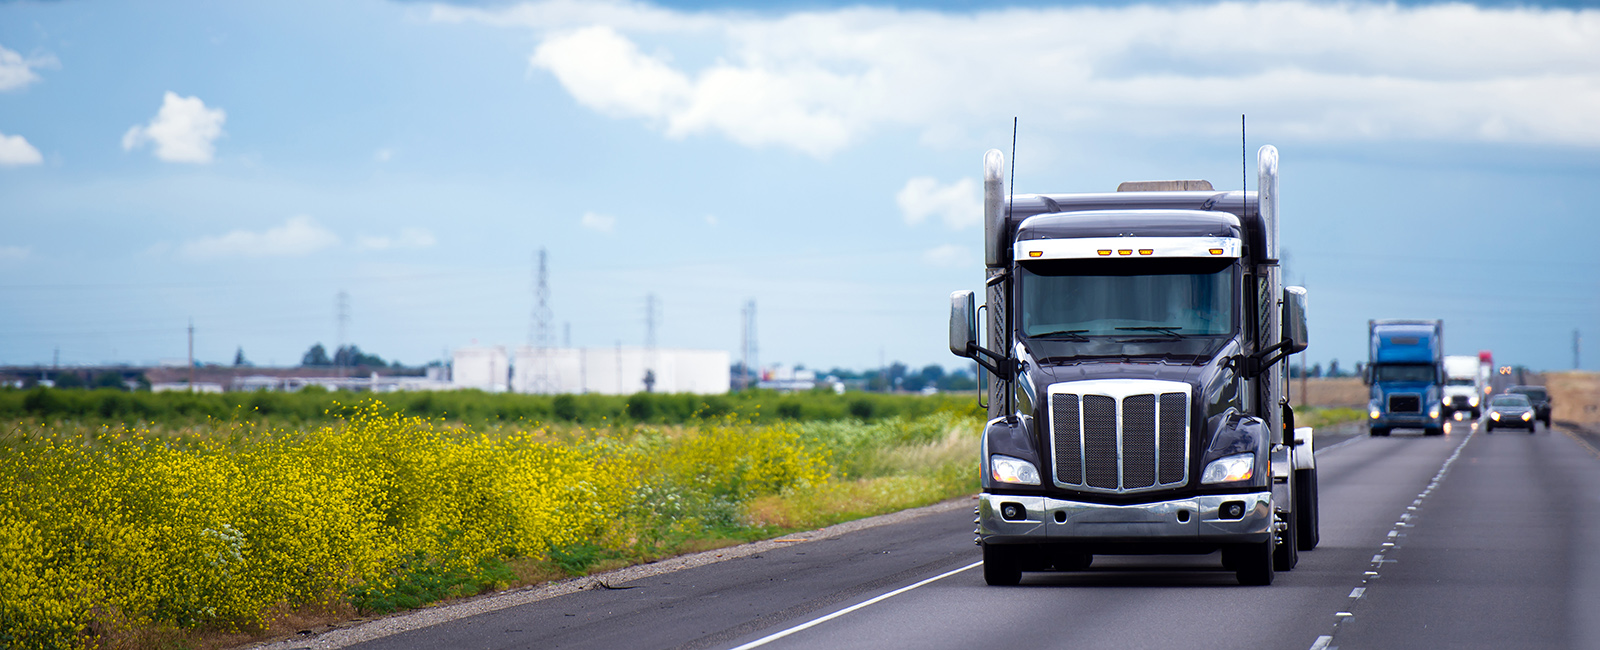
[1485,394,1536,433]
[1506,385,1552,428]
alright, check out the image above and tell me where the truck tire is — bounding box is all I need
[1234,540,1275,586]
[1472,408,1481,419]
[1424,427,1444,436]
[1273,505,1298,571]
[1370,427,1389,437]
[982,544,1021,586]
[1295,467,1320,551]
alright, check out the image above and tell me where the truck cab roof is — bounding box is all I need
[1016,209,1240,241]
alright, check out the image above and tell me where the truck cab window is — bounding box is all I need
[1018,258,1236,338]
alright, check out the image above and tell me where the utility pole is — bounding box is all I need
[530,249,552,394]
[336,290,349,378]
[187,319,195,392]
[1576,329,1582,370]
[644,293,658,393]
[740,299,758,390]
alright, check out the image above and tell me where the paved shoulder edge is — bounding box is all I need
[252,496,977,650]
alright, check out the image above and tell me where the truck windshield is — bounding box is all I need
[1373,364,1435,383]
[1446,378,1474,386]
[1018,258,1234,338]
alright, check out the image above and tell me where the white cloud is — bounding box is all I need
[0,245,30,262]
[922,244,970,268]
[179,215,339,260]
[0,45,55,92]
[897,177,980,229]
[374,148,395,163]
[704,214,718,226]
[0,132,42,167]
[357,227,436,251]
[580,211,616,232]
[445,1,1600,154]
[122,92,227,163]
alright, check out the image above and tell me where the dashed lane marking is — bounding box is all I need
[726,560,982,650]
[1309,427,1476,650]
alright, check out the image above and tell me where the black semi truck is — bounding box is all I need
[948,145,1318,585]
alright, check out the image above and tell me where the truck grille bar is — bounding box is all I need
[1048,380,1191,494]
[1389,394,1421,413]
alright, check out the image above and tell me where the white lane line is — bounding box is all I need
[727,560,982,650]
[1314,429,1476,649]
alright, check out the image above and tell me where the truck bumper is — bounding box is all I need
[1373,413,1442,429]
[977,491,1272,547]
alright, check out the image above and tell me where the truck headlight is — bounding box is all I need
[990,454,1040,485]
[1201,453,1255,484]
[1429,406,1441,419]
[1521,412,1532,421]
[1370,408,1381,419]
[1469,396,1479,407]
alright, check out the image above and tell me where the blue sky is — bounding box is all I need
[1,0,1597,374]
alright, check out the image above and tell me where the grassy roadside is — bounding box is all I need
[0,401,982,650]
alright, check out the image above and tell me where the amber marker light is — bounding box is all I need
[1028,251,1042,257]
[1138,249,1154,255]
[1209,248,1224,255]
[1118,249,1133,256]
[1098,250,1112,256]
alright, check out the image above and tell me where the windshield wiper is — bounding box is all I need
[1115,326,1186,339]
[1032,329,1091,341]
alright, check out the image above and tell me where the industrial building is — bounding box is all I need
[450,346,729,395]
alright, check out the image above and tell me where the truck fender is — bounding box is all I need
[1202,410,1270,489]
[981,415,1040,490]
[1293,426,1315,470]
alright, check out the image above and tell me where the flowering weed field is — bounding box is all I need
[0,400,980,649]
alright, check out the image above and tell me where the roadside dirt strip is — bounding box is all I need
[252,498,975,650]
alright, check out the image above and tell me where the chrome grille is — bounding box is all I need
[1050,394,1082,485]
[1122,394,1156,489]
[1389,394,1421,413]
[1048,380,1191,494]
[1083,395,1118,489]
[1158,393,1187,484]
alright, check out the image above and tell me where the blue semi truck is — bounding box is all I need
[1366,319,1445,436]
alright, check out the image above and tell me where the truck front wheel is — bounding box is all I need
[1370,427,1389,437]
[1233,540,1275,586]
[982,544,1022,586]
[1273,506,1298,571]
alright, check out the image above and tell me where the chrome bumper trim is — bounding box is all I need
[978,491,1272,543]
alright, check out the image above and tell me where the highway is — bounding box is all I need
[336,420,1600,650]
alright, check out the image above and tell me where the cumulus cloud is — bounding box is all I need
[0,245,30,262]
[898,177,980,229]
[179,215,339,260]
[922,244,971,268]
[0,45,55,92]
[357,227,436,251]
[580,211,616,232]
[123,92,227,163]
[439,0,1600,154]
[0,132,42,167]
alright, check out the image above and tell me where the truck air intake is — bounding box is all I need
[1048,380,1190,493]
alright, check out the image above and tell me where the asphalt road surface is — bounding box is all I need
[339,421,1600,650]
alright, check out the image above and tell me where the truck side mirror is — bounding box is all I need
[950,290,978,358]
[1282,286,1308,354]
